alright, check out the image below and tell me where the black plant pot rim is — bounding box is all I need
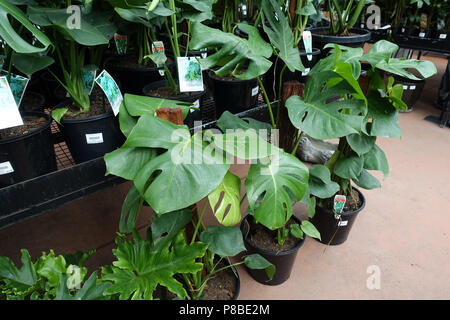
[309,27,371,44]
[142,80,205,100]
[316,188,366,217]
[0,111,52,144]
[224,257,240,300]
[54,99,115,125]
[208,70,257,84]
[299,47,321,57]
[240,214,306,257]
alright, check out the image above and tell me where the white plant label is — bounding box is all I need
[419,32,425,38]
[439,34,447,39]
[190,99,200,113]
[302,31,313,61]
[200,48,208,59]
[177,57,204,93]
[86,133,104,144]
[302,68,311,76]
[403,85,409,90]
[338,220,348,227]
[152,41,165,76]
[251,86,259,96]
[0,161,14,175]
[0,77,23,130]
[95,70,123,116]
[401,28,405,33]
[410,85,416,90]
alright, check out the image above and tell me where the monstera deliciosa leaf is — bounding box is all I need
[0,1,51,53]
[190,22,273,80]
[245,151,309,230]
[286,70,367,140]
[103,211,208,300]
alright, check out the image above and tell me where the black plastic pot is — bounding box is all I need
[240,215,306,286]
[143,80,206,128]
[57,102,125,164]
[393,75,426,112]
[0,112,57,188]
[104,54,176,95]
[208,71,259,118]
[263,48,322,101]
[310,27,371,59]
[309,189,366,246]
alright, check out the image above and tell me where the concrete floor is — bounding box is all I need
[0,52,448,300]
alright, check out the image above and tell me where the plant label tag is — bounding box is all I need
[177,57,204,93]
[152,41,165,76]
[1,71,29,107]
[439,34,447,39]
[86,133,104,144]
[338,220,348,227]
[380,24,391,30]
[200,48,208,59]
[401,28,405,33]
[95,70,123,116]
[0,77,23,130]
[302,31,313,61]
[190,99,200,113]
[252,86,259,96]
[403,85,409,90]
[0,161,14,175]
[114,33,128,55]
[82,65,98,95]
[410,85,416,90]
[419,32,425,38]
[333,195,346,215]
[360,23,365,28]
[302,68,311,76]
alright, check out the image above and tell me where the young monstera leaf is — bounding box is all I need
[190,21,273,80]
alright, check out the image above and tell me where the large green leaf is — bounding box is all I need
[0,249,37,293]
[200,226,246,257]
[190,22,272,80]
[365,91,402,138]
[261,0,304,72]
[363,145,389,177]
[347,133,376,156]
[36,250,67,288]
[11,52,54,78]
[308,164,340,199]
[244,254,275,281]
[245,151,309,230]
[208,171,242,226]
[216,111,272,131]
[301,220,321,240]
[0,1,51,53]
[333,154,364,180]
[178,0,213,22]
[353,169,381,190]
[103,231,207,300]
[286,70,367,140]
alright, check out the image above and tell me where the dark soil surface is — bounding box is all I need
[323,189,362,212]
[144,85,199,99]
[107,53,173,69]
[0,115,47,140]
[61,86,113,120]
[246,217,302,252]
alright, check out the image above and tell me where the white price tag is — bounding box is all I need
[403,85,409,90]
[0,161,14,175]
[401,28,405,33]
[190,99,200,113]
[86,133,104,144]
[302,68,311,76]
[410,85,416,90]
[439,33,447,39]
[251,86,259,96]
[419,32,425,38]
[338,220,348,227]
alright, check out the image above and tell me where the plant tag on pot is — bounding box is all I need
[410,85,416,90]
[403,85,409,90]
[177,57,204,93]
[82,65,98,95]
[200,48,208,59]
[0,77,23,130]
[419,32,425,38]
[190,99,200,113]
[302,31,313,61]
[0,161,14,175]
[0,71,29,107]
[439,34,447,39]
[333,195,346,217]
[338,220,348,227]
[251,86,259,97]
[86,133,104,144]
[152,41,165,76]
[95,70,123,116]
[302,68,311,76]
[114,33,128,55]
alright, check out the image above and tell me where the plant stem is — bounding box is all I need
[185,20,191,56]
[169,0,180,58]
[190,200,208,245]
[276,64,287,127]
[291,130,303,155]
[257,76,276,129]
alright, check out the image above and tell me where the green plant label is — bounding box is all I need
[82,65,98,94]
[114,33,128,55]
[177,57,204,93]
[0,71,29,107]
[94,70,123,116]
[152,41,165,76]
[0,76,23,130]
[302,31,313,61]
[333,195,346,216]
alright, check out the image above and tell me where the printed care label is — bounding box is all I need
[152,41,165,76]
[177,57,204,93]
[0,161,14,175]
[333,195,347,215]
[114,33,128,55]
[86,133,104,144]
[95,70,123,116]
[1,71,29,107]
[252,86,259,96]
[302,31,313,61]
[0,77,23,130]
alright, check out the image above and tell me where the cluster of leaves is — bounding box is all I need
[0,249,109,300]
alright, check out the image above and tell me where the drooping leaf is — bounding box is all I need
[244,254,275,281]
[11,53,54,78]
[200,226,246,257]
[308,164,340,199]
[363,145,389,177]
[334,154,364,180]
[347,133,376,156]
[290,224,304,239]
[365,91,402,138]
[301,220,321,240]
[216,111,271,131]
[353,169,381,190]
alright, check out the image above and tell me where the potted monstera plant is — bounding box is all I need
[286,40,437,245]
[0,0,57,188]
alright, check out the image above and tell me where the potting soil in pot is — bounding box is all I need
[0,115,47,140]
[323,189,362,212]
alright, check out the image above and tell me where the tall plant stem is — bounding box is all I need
[185,20,191,56]
[190,200,208,245]
[169,0,180,58]
[276,64,287,127]
[291,130,303,155]
[257,77,276,129]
